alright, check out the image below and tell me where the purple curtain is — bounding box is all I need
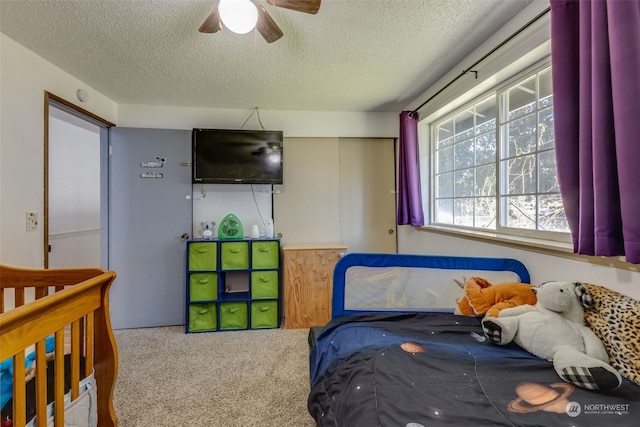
[397,111,424,226]
[550,0,640,263]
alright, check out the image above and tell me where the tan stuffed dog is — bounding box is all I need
[454,277,537,318]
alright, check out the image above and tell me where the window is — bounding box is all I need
[430,64,570,240]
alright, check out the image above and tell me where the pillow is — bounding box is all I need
[583,283,640,386]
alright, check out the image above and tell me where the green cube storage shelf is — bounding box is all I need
[221,241,249,270]
[188,304,217,332]
[250,271,279,298]
[185,238,280,333]
[220,302,249,330]
[188,242,217,271]
[251,301,279,329]
[252,241,279,268]
[189,273,218,301]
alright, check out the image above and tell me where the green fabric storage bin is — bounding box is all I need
[251,301,279,329]
[220,242,249,270]
[189,273,218,301]
[188,242,217,271]
[251,241,279,268]
[250,271,278,298]
[220,302,248,330]
[188,304,217,332]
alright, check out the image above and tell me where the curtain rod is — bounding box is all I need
[409,6,551,117]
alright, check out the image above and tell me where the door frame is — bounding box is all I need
[43,92,115,268]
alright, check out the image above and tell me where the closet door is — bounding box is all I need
[109,127,192,329]
[273,137,396,253]
[273,137,341,245]
[339,138,397,253]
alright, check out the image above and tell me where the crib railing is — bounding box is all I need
[0,265,118,427]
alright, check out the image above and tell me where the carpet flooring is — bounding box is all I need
[113,326,316,427]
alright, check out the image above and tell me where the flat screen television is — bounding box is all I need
[192,128,283,184]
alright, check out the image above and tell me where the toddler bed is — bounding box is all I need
[308,253,640,426]
[0,265,118,427]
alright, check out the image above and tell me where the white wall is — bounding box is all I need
[398,227,640,300]
[48,115,101,234]
[116,104,397,138]
[0,34,117,268]
[191,183,273,239]
[48,112,102,268]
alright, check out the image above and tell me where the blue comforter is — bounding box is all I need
[308,312,640,426]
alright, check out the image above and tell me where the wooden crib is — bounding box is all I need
[0,265,118,427]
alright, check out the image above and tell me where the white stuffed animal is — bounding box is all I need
[200,221,215,240]
[481,281,621,391]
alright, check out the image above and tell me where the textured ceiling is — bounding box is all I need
[0,0,536,112]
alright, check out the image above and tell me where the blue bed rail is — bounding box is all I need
[331,253,530,318]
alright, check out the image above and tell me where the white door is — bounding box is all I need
[339,138,397,253]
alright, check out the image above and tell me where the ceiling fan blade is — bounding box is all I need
[267,0,321,15]
[256,6,283,43]
[199,7,221,33]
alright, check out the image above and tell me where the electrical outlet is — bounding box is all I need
[26,211,38,231]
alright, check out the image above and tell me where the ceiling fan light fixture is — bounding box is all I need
[218,0,259,35]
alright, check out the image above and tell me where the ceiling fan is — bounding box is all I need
[199,0,321,43]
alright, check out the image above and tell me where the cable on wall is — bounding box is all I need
[251,184,267,227]
[240,107,266,129]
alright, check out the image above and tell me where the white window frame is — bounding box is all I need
[496,63,568,241]
[430,94,498,230]
[423,60,571,245]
